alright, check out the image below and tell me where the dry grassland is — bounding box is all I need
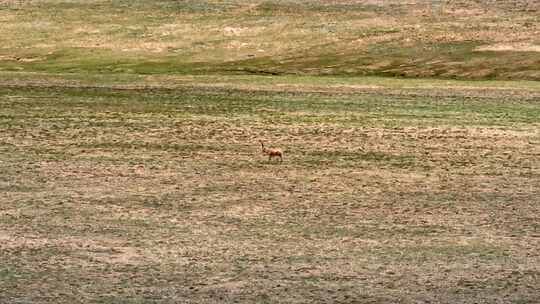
[1,0,540,79]
[1,0,540,303]
[1,76,539,303]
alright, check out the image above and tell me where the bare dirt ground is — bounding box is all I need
[1,78,539,303]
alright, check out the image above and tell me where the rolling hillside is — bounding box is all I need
[1,0,539,80]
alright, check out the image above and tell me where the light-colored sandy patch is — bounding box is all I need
[225,41,251,49]
[223,26,247,36]
[18,57,45,62]
[224,204,272,220]
[72,26,101,35]
[345,17,400,29]
[16,21,56,29]
[449,8,487,16]
[0,231,156,265]
[0,55,16,61]
[362,60,393,71]
[0,55,44,62]
[475,43,540,52]
[89,246,149,265]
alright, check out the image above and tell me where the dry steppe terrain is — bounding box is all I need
[0,1,539,303]
[1,0,540,79]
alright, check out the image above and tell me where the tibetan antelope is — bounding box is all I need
[259,141,283,162]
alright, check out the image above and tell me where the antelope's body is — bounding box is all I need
[260,141,283,162]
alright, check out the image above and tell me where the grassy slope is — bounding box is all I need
[0,0,540,79]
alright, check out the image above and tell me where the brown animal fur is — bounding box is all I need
[260,141,283,162]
